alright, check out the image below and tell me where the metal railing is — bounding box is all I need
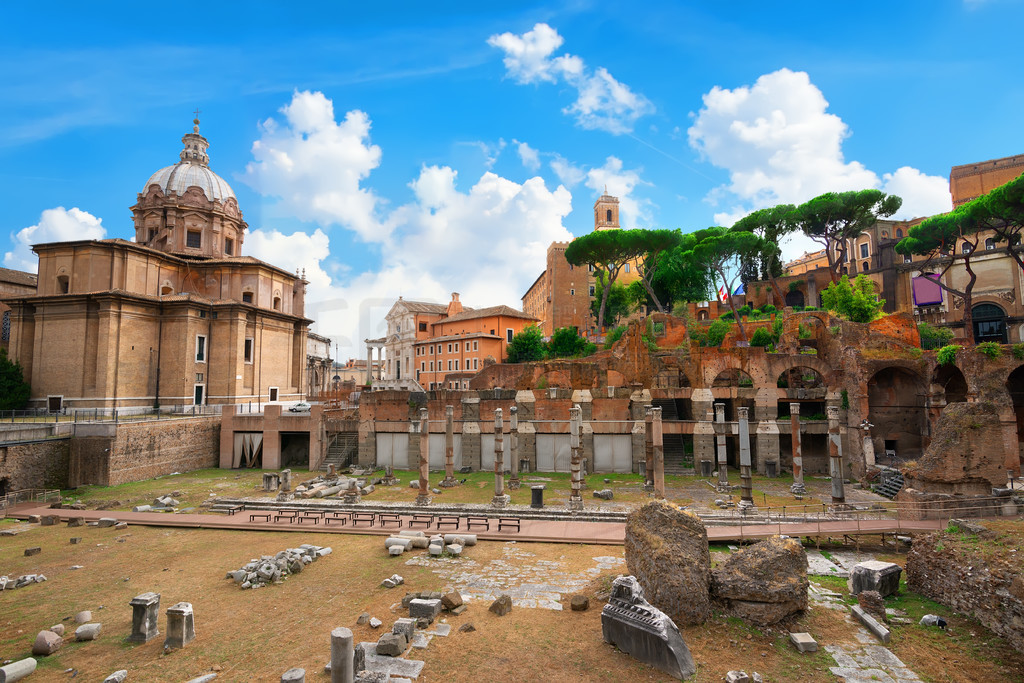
[1,489,62,518]
[0,405,223,424]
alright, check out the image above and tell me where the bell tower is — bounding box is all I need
[594,191,620,231]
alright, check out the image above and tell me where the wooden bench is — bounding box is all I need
[224,504,244,516]
[350,512,376,527]
[465,516,490,531]
[274,510,301,523]
[435,515,461,530]
[249,512,272,523]
[296,511,321,525]
[323,510,350,526]
[378,513,403,529]
[408,514,434,529]
[497,517,521,533]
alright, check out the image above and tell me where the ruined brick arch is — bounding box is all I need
[701,356,769,389]
[775,364,827,390]
[1005,365,1024,460]
[932,363,968,404]
[867,365,928,460]
[767,356,836,392]
[536,370,571,389]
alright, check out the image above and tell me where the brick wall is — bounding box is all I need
[0,438,71,491]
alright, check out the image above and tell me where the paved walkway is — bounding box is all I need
[7,503,947,545]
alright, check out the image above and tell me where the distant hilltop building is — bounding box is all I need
[2,117,325,410]
[522,193,641,337]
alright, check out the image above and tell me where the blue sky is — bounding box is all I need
[2,1,1022,360]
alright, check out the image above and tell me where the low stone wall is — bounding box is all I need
[69,417,219,487]
[907,522,1024,653]
[0,438,71,491]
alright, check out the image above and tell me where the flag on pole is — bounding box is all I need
[718,285,728,302]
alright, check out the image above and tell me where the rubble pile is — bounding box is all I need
[225,544,332,589]
[0,574,47,591]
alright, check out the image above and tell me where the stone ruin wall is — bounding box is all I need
[0,437,71,492]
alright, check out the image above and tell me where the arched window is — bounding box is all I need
[961,242,971,254]
[973,303,1007,344]
[697,310,709,320]
[273,296,281,311]
[985,237,996,250]
[863,261,869,273]
[606,209,612,222]
[895,228,903,238]
[57,275,69,294]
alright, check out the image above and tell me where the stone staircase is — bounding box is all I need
[663,434,694,475]
[320,433,358,471]
[871,468,905,499]
[651,398,679,421]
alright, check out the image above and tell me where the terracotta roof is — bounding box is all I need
[434,305,537,325]
[0,267,38,288]
[396,300,451,314]
[415,332,502,344]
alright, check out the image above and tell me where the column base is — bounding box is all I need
[414,494,432,506]
[738,499,756,511]
[490,494,510,508]
[716,483,733,493]
[343,493,361,504]
[567,497,584,511]
[642,482,654,492]
[507,477,521,490]
[790,482,806,495]
[439,477,459,488]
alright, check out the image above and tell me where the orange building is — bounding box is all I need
[950,153,1024,207]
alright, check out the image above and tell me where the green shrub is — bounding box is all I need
[830,324,841,336]
[506,326,547,363]
[603,325,628,349]
[1013,343,1024,360]
[976,341,1003,359]
[749,327,774,347]
[788,279,804,292]
[720,311,735,321]
[798,323,812,339]
[759,304,777,314]
[737,304,752,317]
[549,326,593,358]
[820,274,884,322]
[841,389,849,410]
[702,318,730,347]
[918,322,954,350]
[937,344,961,366]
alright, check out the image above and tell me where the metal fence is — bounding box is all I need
[0,489,62,518]
[0,405,223,424]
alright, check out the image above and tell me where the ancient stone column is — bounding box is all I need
[652,406,665,499]
[828,405,846,506]
[568,404,584,510]
[127,592,160,644]
[861,418,876,470]
[330,627,354,683]
[164,602,195,650]
[280,469,292,493]
[364,344,373,385]
[644,405,654,491]
[440,405,456,487]
[737,407,754,510]
[490,408,509,508]
[790,403,806,495]
[0,658,37,682]
[715,403,730,492]
[416,408,431,506]
[508,406,521,490]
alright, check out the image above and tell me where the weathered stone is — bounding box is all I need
[489,594,513,617]
[446,544,462,556]
[31,630,63,656]
[388,546,404,556]
[570,595,589,611]
[725,672,750,683]
[50,624,65,636]
[919,614,947,628]
[384,537,413,550]
[427,545,443,556]
[788,632,817,652]
[458,623,475,633]
[443,533,477,546]
[75,610,92,624]
[40,515,59,526]
[849,561,902,597]
[75,623,102,641]
[164,602,195,649]
[103,670,128,683]
[711,536,808,626]
[369,617,382,629]
[132,505,153,513]
[857,590,887,623]
[392,618,416,642]
[23,547,40,557]
[592,489,614,500]
[330,627,354,683]
[601,576,696,680]
[128,591,161,643]
[624,500,711,626]
[115,522,128,530]
[376,633,405,657]
[67,517,84,527]
[70,537,82,544]
[185,675,217,683]
[97,518,118,527]
[851,605,891,644]
[450,604,467,616]
[356,612,371,625]
[280,667,305,682]
[441,591,463,611]
[0,657,37,683]
[409,598,441,620]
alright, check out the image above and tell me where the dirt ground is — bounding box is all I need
[2,517,1022,683]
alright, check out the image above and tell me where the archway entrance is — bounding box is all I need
[973,303,1008,344]
[933,364,968,405]
[1007,366,1024,462]
[868,367,927,462]
[785,290,805,308]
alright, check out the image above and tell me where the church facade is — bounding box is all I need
[3,119,312,410]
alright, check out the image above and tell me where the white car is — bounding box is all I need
[288,402,311,413]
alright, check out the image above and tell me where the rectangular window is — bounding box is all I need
[859,243,869,258]
[625,263,630,273]
[148,229,156,242]
[421,361,425,371]
[419,322,427,332]
[269,387,279,402]
[195,372,204,382]
[195,335,206,362]
[588,264,594,272]
[454,360,459,371]
[186,230,202,249]
[244,338,253,363]
[447,343,452,353]
[225,238,234,255]
[447,360,452,371]
[430,361,434,371]
[242,292,253,304]
[507,329,514,343]
[473,340,478,351]
[589,285,595,296]
[474,358,478,370]
[570,288,575,296]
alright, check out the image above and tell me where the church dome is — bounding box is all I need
[142,118,236,202]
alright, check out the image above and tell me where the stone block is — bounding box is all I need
[427,545,442,556]
[66,517,84,527]
[40,515,59,526]
[711,536,808,626]
[450,604,467,616]
[601,576,696,680]
[446,544,462,556]
[280,667,305,682]
[0,657,37,683]
[851,605,891,644]
[849,561,902,597]
[369,617,382,629]
[458,622,475,632]
[409,598,441,620]
[75,623,102,641]
[24,547,41,557]
[788,632,817,652]
[375,633,405,657]
[70,537,82,544]
[441,591,463,611]
[31,630,63,656]
[103,671,128,683]
[75,610,92,624]
[392,618,416,642]
[489,594,513,617]
[115,522,128,530]
[725,672,750,683]
[128,591,161,643]
[97,518,118,528]
[570,595,589,611]
[164,602,195,649]
[388,546,404,556]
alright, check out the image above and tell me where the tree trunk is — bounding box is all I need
[640,276,665,313]
[717,267,748,342]
[767,274,785,310]
[961,254,978,345]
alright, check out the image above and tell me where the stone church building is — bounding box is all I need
[2,119,312,410]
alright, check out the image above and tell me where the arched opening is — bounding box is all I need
[273,296,281,311]
[973,303,1007,344]
[933,364,968,405]
[1007,366,1024,463]
[161,285,173,296]
[697,310,709,321]
[777,366,825,390]
[862,260,869,273]
[868,367,927,462]
[56,275,69,294]
[785,290,805,308]
[713,368,754,388]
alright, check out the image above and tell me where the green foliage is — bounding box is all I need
[0,348,30,411]
[590,272,634,328]
[548,326,595,358]
[505,326,546,363]
[759,304,777,314]
[719,311,735,321]
[841,389,849,410]
[788,279,804,292]
[918,322,954,350]
[936,344,961,366]
[1013,343,1024,361]
[829,324,841,336]
[798,323,812,339]
[749,327,774,347]
[976,341,1003,359]
[603,325,628,349]
[820,274,885,323]
[641,320,659,352]
[701,318,730,347]
[737,304,752,317]
[772,314,783,340]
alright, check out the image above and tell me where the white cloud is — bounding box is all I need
[245,227,333,291]
[240,90,386,242]
[687,68,951,255]
[550,154,586,188]
[585,156,652,227]
[516,140,541,171]
[488,23,653,134]
[4,207,105,271]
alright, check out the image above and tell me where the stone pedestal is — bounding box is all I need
[330,627,354,683]
[280,469,292,492]
[440,406,458,487]
[127,592,160,643]
[849,561,903,597]
[164,602,195,650]
[263,472,280,491]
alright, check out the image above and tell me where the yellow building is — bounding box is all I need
[2,118,311,410]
